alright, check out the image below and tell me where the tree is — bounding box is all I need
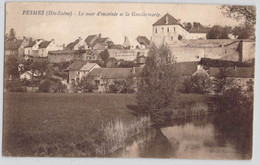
[183,22,192,31]
[212,68,233,94]
[220,5,256,26]
[99,49,110,66]
[183,74,210,94]
[206,25,229,39]
[5,55,19,79]
[106,57,118,68]
[79,75,97,93]
[136,44,178,125]
[39,79,52,93]
[232,23,255,39]
[6,28,16,41]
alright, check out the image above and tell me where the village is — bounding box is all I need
[3,1,257,159]
[4,13,255,94]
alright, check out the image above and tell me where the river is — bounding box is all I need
[110,114,252,159]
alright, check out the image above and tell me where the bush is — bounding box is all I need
[39,79,52,93]
[5,79,26,92]
[79,75,97,93]
[183,74,211,94]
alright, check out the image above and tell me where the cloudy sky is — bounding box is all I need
[6,2,243,45]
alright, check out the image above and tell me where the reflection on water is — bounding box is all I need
[111,115,252,159]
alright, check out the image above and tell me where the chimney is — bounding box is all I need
[78,37,82,41]
[63,44,65,48]
[99,33,102,38]
[177,19,181,24]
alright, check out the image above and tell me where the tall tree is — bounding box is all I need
[7,28,16,41]
[232,23,255,39]
[137,44,178,125]
[220,5,256,26]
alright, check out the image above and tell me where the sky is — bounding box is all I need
[5,2,244,46]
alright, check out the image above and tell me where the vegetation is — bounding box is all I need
[212,67,233,94]
[206,25,229,39]
[137,44,179,125]
[183,74,211,94]
[79,75,97,93]
[99,49,110,66]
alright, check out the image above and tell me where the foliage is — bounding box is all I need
[117,60,135,68]
[232,23,255,39]
[183,74,210,94]
[39,79,52,93]
[137,44,178,125]
[212,68,233,94]
[5,55,19,79]
[99,49,110,66]
[5,78,26,92]
[106,57,118,68]
[108,78,135,93]
[79,75,97,93]
[5,28,16,41]
[220,5,256,26]
[206,25,229,39]
[183,22,192,31]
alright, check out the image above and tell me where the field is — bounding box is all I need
[3,92,211,156]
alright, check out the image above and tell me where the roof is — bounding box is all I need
[85,35,98,46]
[209,67,254,78]
[39,41,52,48]
[69,60,86,70]
[80,63,99,71]
[137,36,150,46]
[89,68,135,79]
[65,39,80,50]
[5,39,23,50]
[153,13,186,30]
[200,58,254,67]
[109,44,124,49]
[24,39,42,48]
[175,62,199,76]
[90,37,110,48]
[189,25,211,34]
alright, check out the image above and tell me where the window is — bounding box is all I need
[174,27,176,32]
[162,27,164,32]
[95,80,100,86]
[155,28,157,33]
[171,36,173,40]
[167,27,169,32]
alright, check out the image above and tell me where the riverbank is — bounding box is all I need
[3,92,214,156]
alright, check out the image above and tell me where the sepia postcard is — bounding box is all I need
[2,1,256,160]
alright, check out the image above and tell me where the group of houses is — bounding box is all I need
[5,13,255,93]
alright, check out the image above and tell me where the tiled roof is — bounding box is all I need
[89,68,134,79]
[209,67,254,78]
[137,36,150,46]
[5,39,23,50]
[65,39,80,50]
[69,60,86,70]
[85,35,98,46]
[199,58,254,67]
[39,41,52,48]
[24,39,42,48]
[153,13,179,26]
[80,63,99,71]
[109,44,124,49]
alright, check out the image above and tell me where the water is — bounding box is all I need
[111,115,252,159]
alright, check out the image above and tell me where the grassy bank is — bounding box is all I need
[3,92,213,156]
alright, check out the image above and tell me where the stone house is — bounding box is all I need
[88,67,142,93]
[24,39,44,57]
[65,37,87,51]
[69,61,100,83]
[5,38,29,56]
[85,34,113,50]
[38,39,63,57]
[151,13,189,46]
